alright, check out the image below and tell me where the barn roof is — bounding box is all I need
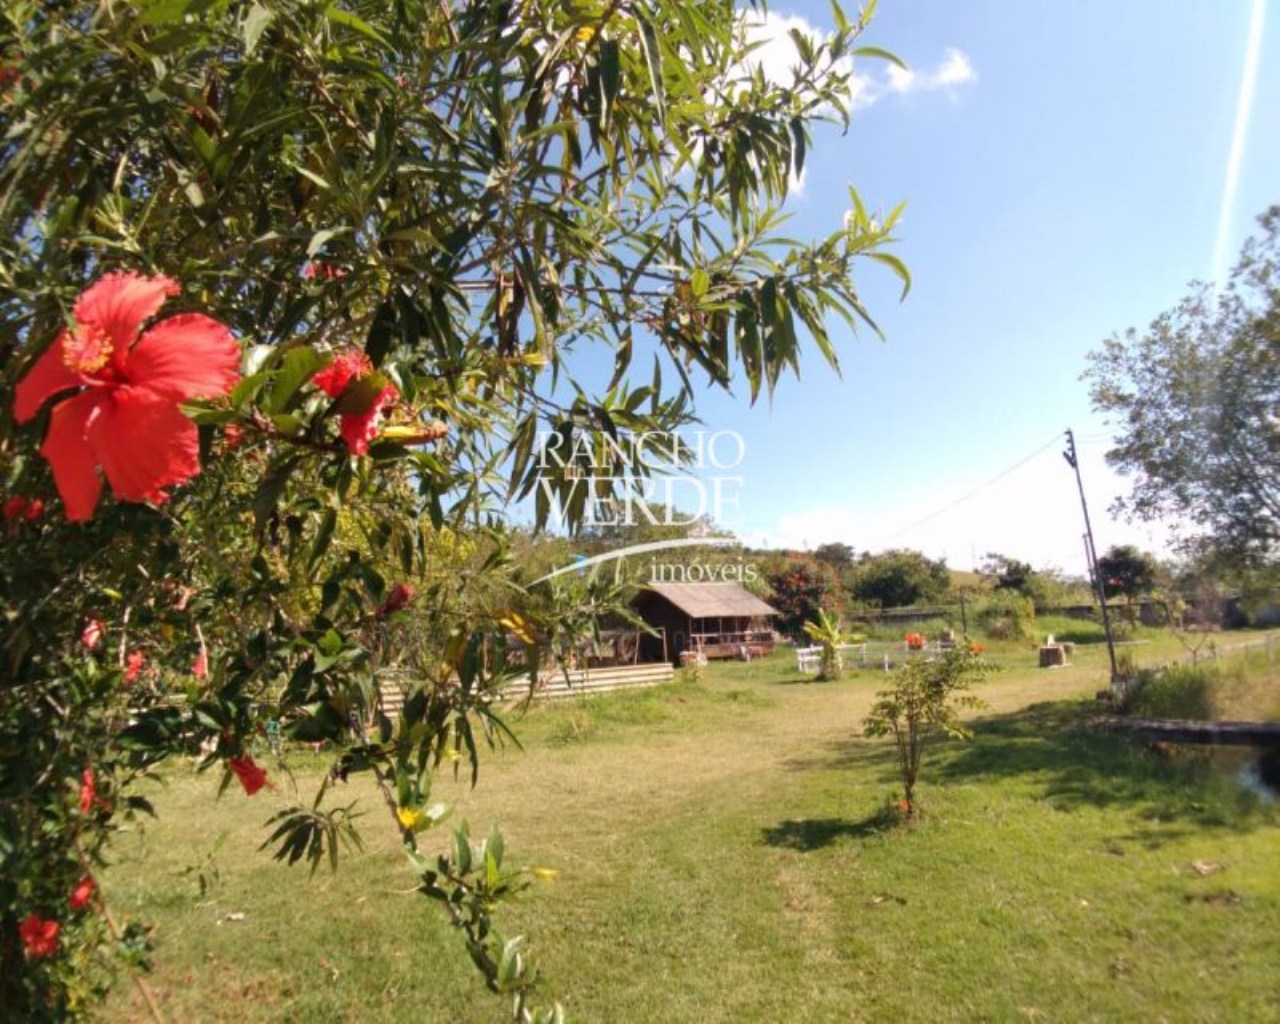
[639,583,777,619]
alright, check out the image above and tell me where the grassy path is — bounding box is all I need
[103,640,1280,1022]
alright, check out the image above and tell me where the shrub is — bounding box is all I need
[1123,665,1216,719]
[802,609,861,681]
[976,591,1036,640]
[863,646,992,816]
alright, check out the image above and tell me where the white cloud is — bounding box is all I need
[739,11,877,111]
[739,14,976,112]
[886,47,978,96]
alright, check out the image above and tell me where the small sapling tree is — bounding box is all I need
[802,609,861,681]
[862,645,991,817]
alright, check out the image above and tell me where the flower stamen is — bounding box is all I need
[62,325,113,376]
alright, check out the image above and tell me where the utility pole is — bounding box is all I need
[1063,429,1120,693]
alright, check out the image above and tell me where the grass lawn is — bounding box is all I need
[103,634,1280,1022]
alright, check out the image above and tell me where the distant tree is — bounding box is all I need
[577,503,733,552]
[1085,205,1280,565]
[851,549,951,608]
[979,554,1079,611]
[813,542,856,572]
[1096,545,1159,605]
[768,562,839,637]
[979,552,1032,592]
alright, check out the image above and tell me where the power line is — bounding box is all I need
[874,433,1066,547]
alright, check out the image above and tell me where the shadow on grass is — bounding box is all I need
[761,806,901,851]
[783,700,1274,837]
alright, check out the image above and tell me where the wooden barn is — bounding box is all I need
[631,583,778,664]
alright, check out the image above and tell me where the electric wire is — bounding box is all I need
[873,432,1069,547]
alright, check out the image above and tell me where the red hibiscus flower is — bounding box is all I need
[3,495,27,520]
[312,349,372,399]
[69,877,95,911]
[81,618,105,650]
[311,350,399,455]
[79,767,96,814]
[228,755,268,796]
[125,650,146,684]
[12,272,240,522]
[339,384,398,455]
[19,914,59,959]
[303,261,346,281]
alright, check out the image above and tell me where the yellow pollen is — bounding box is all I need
[62,325,113,376]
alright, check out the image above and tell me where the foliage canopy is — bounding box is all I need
[0,0,904,1018]
[1086,206,1280,566]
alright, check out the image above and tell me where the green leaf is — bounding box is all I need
[635,13,666,126]
[137,0,209,26]
[868,251,912,299]
[306,227,346,257]
[253,456,299,532]
[852,45,906,70]
[308,508,338,577]
[228,370,270,409]
[268,347,326,414]
[598,39,621,127]
[335,371,393,414]
[323,5,391,48]
[242,3,273,54]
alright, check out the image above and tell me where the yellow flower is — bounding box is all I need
[532,867,560,882]
[397,806,424,831]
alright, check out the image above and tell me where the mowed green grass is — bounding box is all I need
[102,636,1280,1022]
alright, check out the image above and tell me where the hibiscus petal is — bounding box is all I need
[125,314,240,401]
[41,393,104,522]
[13,333,84,423]
[74,272,179,359]
[339,384,398,455]
[86,387,200,504]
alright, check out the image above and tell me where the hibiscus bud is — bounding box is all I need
[79,767,96,814]
[69,877,95,911]
[124,650,146,684]
[3,495,27,520]
[24,498,43,522]
[379,421,448,445]
[377,583,416,618]
[81,619,105,650]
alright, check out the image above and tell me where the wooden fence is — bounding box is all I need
[376,663,676,715]
[497,662,675,701]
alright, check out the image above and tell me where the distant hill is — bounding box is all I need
[949,570,986,590]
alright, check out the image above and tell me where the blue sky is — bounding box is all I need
[680,0,1279,573]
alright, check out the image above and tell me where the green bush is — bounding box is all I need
[976,592,1036,641]
[1123,665,1216,719]
[850,617,951,643]
[1035,614,1107,645]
